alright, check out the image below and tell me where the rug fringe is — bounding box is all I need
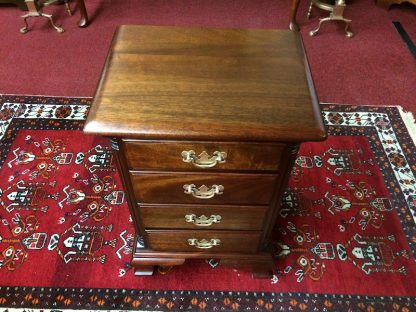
[398,106,416,145]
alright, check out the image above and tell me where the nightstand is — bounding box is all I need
[84,25,327,278]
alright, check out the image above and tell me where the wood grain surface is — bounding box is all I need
[84,26,326,142]
[130,171,278,205]
[146,229,261,253]
[139,204,268,230]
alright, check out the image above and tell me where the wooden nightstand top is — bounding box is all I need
[84,25,326,142]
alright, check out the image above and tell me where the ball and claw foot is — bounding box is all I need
[20,26,29,33]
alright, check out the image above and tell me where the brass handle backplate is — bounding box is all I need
[187,238,221,249]
[185,214,222,226]
[181,150,227,168]
[183,184,224,199]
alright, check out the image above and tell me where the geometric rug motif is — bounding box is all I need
[0,95,415,312]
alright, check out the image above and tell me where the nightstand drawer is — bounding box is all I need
[146,230,261,253]
[140,204,268,230]
[131,172,278,205]
[123,140,285,171]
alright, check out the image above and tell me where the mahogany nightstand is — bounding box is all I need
[84,25,327,278]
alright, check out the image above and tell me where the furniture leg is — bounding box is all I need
[289,0,301,31]
[21,11,64,33]
[343,18,353,38]
[76,0,88,27]
[307,1,314,19]
[64,0,72,16]
[309,16,353,37]
[309,16,331,36]
[45,12,64,32]
[20,0,65,33]
[20,14,30,33]
[309,0,353,38]
[332,1,353,37]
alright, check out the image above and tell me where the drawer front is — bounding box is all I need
[140,204,268,230]
[146,230,261,253]
[131,172,278,205]
[123,140,285,171]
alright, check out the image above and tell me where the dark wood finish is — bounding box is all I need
[376,0,416,8]
[146,230,261,253]
[130,172,278,205]
[84,26,327,278]
[123,140,285,172]
[84,26,326,142]
[75,0,88,27]
[140,204,268,230]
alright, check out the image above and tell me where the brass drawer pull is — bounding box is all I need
[181,150,227,168]
[183,184,224,199]
[187,238,221,249]
[185,214,222,226]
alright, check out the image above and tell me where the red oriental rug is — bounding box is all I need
[0,95,415,311]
